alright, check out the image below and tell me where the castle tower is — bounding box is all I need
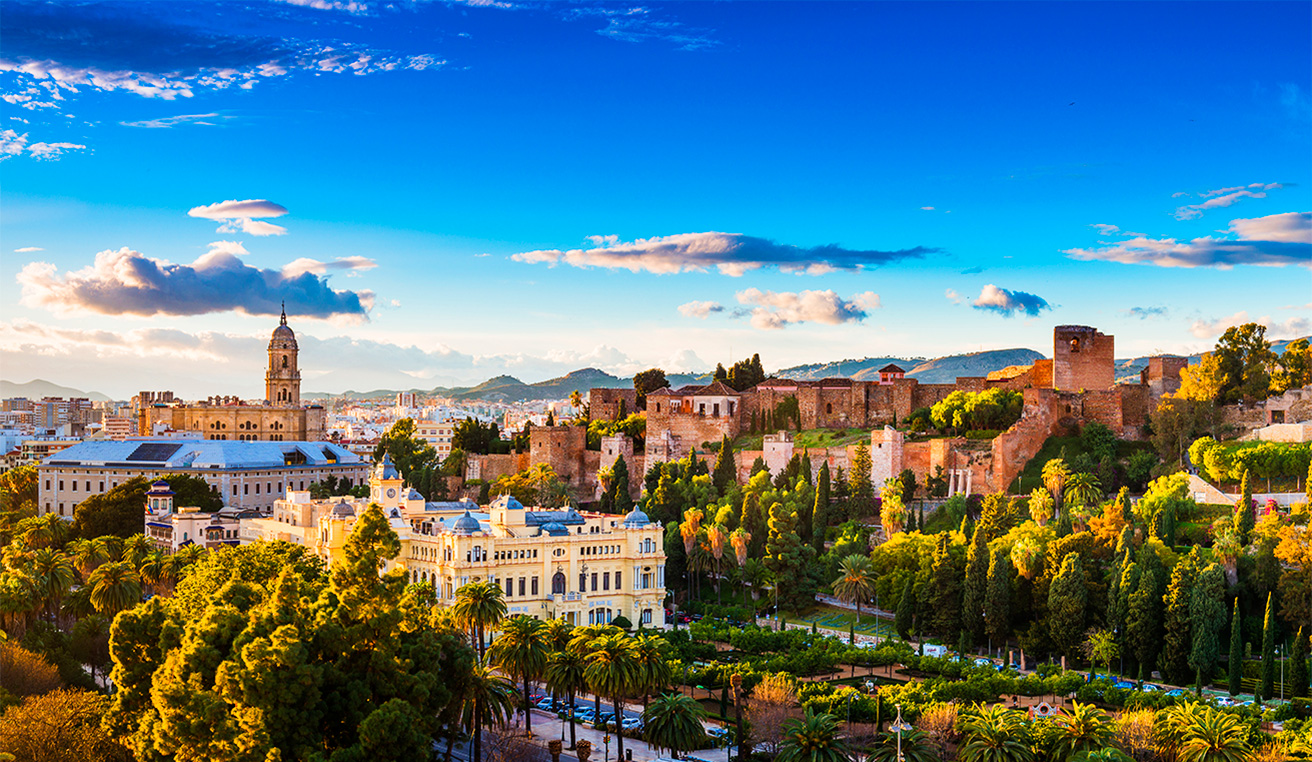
[1052,325,1114,392]
[266,305,301,406]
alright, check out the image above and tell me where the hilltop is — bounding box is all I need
[0,379,112,402]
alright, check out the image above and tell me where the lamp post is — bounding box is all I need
[891,704,912,762]
[603,733,610,762]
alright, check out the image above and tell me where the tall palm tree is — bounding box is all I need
[454,580,506,663]
[86,560,142,618]
[958,704,1035,762]
[707,524,727,603]
[544,617,574,651]
[120,534,153,567]
[741,558,769,605]
[642,693,707,759]
[681,508,703,603]
[29,547,75,623]
[731,528,751,569]
[867,727,936,762]
[833,554,876,625]
[1065,473,1102,528]
[545,648,588,749]
[139,549,181,596]
[488,614,550,736]
[777,707,851,762]
[569,624,618,715]
[1042,459,1070,516]
[1047,702,1114,761]
[459,662,516,762]
[584,632,639,762]
[67,538,108,583]
[632,633,672,710]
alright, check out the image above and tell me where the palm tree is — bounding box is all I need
[172,544,207,577]
[67,538,108,583]
[545,648,588,749]
[1047,702,1114,761]
[867,727,936,762]
[681,508,703,602]
[139,549,181,596]
[121,534,153,567]
[460,662,516,762]
[29,547,75,623]
[544,617,574,651]
[741,558,769,605]
[584,632,640,762]
[569,624,618,715]
[454,580,506,663]
[642,693,707,759]
[1173,706,1252,762]
[958,703,1035,762]
[86,560,142,618]
[1069,751,1133,762]
[1010,538,1044,581]
[632,633,672,710]
[707,524,727,603]
[777,707,851,762]
[488,614,550,736]
[1065,473,1102,528]
[833,554,876,625]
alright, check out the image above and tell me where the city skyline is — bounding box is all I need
[2,1,1310,399]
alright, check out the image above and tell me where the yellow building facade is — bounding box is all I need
[242,455,669,626]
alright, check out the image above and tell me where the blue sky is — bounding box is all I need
[2,1,1309,399]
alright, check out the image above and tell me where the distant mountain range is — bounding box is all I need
[0,379,112,402]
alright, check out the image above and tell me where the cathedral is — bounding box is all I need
[137,308,327,441]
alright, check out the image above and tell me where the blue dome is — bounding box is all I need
[491,494,525,511]
[452,510,482,535]
[540,521,570,537]
[622,508,650,527]
[377,453,400,480]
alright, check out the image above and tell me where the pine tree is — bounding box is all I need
[1188,564,1227,692]
[1161,550,1202,686]
[1228,597,1243,696]
[1055,508,1073,538]
[1290,626,1309,700]
[895,576,915,639]
[1048,552,1088,662]
[612,455,633,514]
[961,523,989,645]
[984,547,1011,650]
[906,504,918,532]
[848,442,873,520]
[1236,469,1254,544]
[811,462,830,556]
[712,436,736,495]
[1260,591,1277,700]
[764,495,815,612]
[928,534,961,637]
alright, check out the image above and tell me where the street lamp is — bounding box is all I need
[890,704,912,762]
[603,733,610,762]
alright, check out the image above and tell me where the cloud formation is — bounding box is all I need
[0,129,87,161]
[17,242,373,320]
[120,112,225,128]
[1125,306,1168,320]
[280,256,378,278]
[14,246,43,253]
[1173,182,1284,220]
[1064,212,1312,269]
[1190,311,1311,340]
[734,288,880,330]
[188,198,290,236]
[511,231,936,276]
[678,300,724,319]
[971,284,1051,317]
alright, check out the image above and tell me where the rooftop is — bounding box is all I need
[41,438,363,469]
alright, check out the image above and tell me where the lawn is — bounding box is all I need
[789,604,898,638]
[733,428,872,453]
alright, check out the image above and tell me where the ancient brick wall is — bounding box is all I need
[466,453,525,483]
[955,377,989,394]
[1117,385,1151,434]
[870,427,904,487]
[910,383,958,412]
[990,388,1063,493]
[1053,326,1115,391]
[1031,359,1054,388]
[589,389,638,421]
[1076,389,1125,432]
[901,441,932,481]
[1142,357,1187,400]
[529,425,588,484]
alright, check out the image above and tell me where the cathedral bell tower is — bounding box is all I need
[266,304,301,406]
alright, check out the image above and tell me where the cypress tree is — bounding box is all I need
[1290,626,1309,700]
[848,442,873,520]
[712,436,736,495]
[1161,550,1201,686]
[895,576,915,639]
[928,535,961,637]
[1236,469,1254,544]
[984,547,1011,651]
[1159,500,1177,547]
[907,504,918,532]
[1228,597,1243,696]
[1048,552,1088,662]
[1261,591,1277,700]
[612,455,633,514]
[1055,508,1073,538]
[749,456,768,478]
[811,462,830,556]
[1113,486,1132,524]
[1188,564,1226,692]
[1127,565,1162,678]
[961,524,989,645]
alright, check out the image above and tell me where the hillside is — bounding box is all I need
[903,348,1047,383]
[776,357,924,380]
[0,378,112,402]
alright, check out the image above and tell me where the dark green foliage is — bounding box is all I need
[1290,626,1309,700]
[1161,550,1202,685]
[633,368,670,408]
[984,548,1011,648]
[895,577,915,640]
[1213,323,1275,403]
[927,535,961,637]
[1236,469,1254,544]
[961,524,989,645]
[1048,552,1087,661]
[725,354,766,393]
[1229,598,1243,696]
[811,462,830,556]
[712,436,737,494]
[1188,563,1226,686]
[897,469,917,504]
[1081,422,1117,462]
[73,474,222,539]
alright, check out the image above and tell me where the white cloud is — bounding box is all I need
[678,300,724,319]
[1173,182,1283,220]
[971,284,1051,317]
[945,288,966,305]
[17,242,373,319]
[280,256,378,278]
[1190,311,1311,339]
[511,231,936,276]
[273,0,370,12]
[0,129,87,161]
[188,198,290,236]
[920,206,935,211]
[14,246,43,253]
[120,113,224,129]
[26,141,88,160]
[1065,212,1311,269]
[734,288,880,330]
[1227,211,1311,244]
[1091,223,1121,235]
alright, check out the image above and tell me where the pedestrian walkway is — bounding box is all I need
[523,709,730,762]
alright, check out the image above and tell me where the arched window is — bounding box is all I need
[826,403,833,415]
[282,355,288,368]
[552,572,566,594]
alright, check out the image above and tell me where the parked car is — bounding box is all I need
[1215,697,1235,707]
[1112,681,1135,690]
[973,658,993,668]
[1141,684,1161,693]
[535,698,555,711]
[1165,689,1186,698]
